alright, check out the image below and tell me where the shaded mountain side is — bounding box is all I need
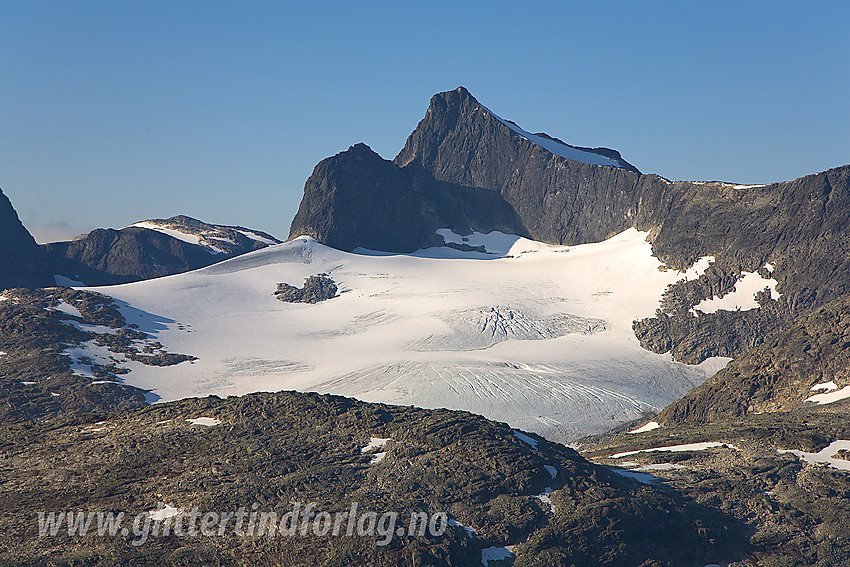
[290,86,850,363]
[1,390,744,567]
[289,142,528,253]
[44,215,281,286]
[656,294,850,425]
[0,188,51,288]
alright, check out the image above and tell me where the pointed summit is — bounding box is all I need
[395,87,639,174]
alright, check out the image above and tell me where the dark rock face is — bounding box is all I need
[45,227,217,285]
[275,273,338,303]
[290,86,850,363]
[394,86,647,246]
[289,142,528,253]
[0,188,51,289]
[45,215,281,286]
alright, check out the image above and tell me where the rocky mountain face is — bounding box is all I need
[289,142,527,253]
[44,215,280,286]
[290,87,850,365]
[0,188,51,289]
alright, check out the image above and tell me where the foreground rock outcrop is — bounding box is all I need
[0,390,743,566]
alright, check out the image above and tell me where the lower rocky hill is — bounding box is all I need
[1,390,743,567]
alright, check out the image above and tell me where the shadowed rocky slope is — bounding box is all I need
[657,294,850,425]
[289,142,528,253]
[0,188,51,289]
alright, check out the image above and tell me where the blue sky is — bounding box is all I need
[2,1,848,242]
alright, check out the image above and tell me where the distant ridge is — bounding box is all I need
[45,215,281,286]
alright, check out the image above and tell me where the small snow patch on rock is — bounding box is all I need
[186,417,221,426]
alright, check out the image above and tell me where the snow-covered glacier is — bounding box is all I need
[88,228,726,442]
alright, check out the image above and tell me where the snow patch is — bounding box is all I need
[55,275,86,287]
[676,256,715,282]
[806,385,850,405]
[629,421,661,434]
[692,268,780,313]
[186,417,221,426]
[485,108,624,169]
[63,341,128,378]
[780,440,850,472]
[61,320,119,335]
[481,545,516,566]
[811,381,838,392]
[361,437,390,452]
[148,504,180,521]
[611,441,738,459]
[544,465,557,479]
[609,467,659,484]
[131,222,225,254]
[236,229,278,246]
[361,437,391,464]
[536,487,555,512]
[132,222,203,245]
[54,300,83,319]
[513,431,539,449]
[368,452,387,464]
[696,356,733,377]
[637,463,686,471]
[448,518,477,537]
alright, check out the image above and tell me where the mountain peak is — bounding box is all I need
[397,87,638,173]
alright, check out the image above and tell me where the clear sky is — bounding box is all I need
[2,1,848,242]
